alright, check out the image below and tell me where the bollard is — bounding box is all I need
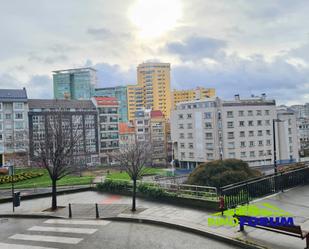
[95,203,99,219]
[69,203,72,218]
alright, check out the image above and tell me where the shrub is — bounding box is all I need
[97,180,131,192]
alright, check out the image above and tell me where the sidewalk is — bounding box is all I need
[0,185,308,249]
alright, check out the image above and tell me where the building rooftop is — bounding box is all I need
[52,67,96,74]
[94,97,119,106]
[119,123,135,134]
[28,99,96,110]
[0,88,27,102]
[151,110,164,118]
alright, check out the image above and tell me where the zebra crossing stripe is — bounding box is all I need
[0,242,58,249]
[44,219,111,226]
[9,234,83,244]
[28,226,97,234]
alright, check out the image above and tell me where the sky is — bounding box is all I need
[1,0,309,105]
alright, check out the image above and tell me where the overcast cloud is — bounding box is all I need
[0,0,309,105]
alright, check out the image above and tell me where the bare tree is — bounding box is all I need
[32,112,83,210]
[109,140,151,211]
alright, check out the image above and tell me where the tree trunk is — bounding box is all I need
[132,179,137,212]
[51,179,57,210]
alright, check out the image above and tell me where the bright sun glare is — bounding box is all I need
[129,0,182,39]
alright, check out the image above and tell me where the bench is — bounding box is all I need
[234,215,309,249]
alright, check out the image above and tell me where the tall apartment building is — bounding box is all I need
[53,68,97,100]
[93,97,119,165]
[0,88,29,167]
[171,95,299,168]
[127,84,143,122]
[135,109,151,142]
[95,86,128,123]
[137,62,172,119]
[298,117,309,155]
[172,87,216,108]
[28,99,99,166]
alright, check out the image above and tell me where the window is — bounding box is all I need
[14,102,24,110]
[15,112,23,120]
[265,110,270,115]
[256,110,262,116]
[248,120,253,126]
[266,130,271,135]
[249,131,254,137]
[227,111,233,118]
[259,150,264,156]
[227,121,234,128]
[0,134,2,141]
[0,114,2,120]
[137,128,143,132]
[258,140,263,146]
[265,120,270,125]
[179,133,184,139]
[289,146,293,153]
[0,123,2,130]
[5,113,11,120]
[178,114,183,119]
[207,153,213,160]
[239,121,245,127]
[187,133,193,139]
[206,143,213,149]
[288,128,292,135]
[240,131,245,137]
[137,120,143,124]
[181,152,185,158]
[258,130,263,136]
[179,124,184,129]
[189,152,194,158]
[228,132,234,139]
[187,113,192,119]
[240,152,246,158]
[240,141,246,147]
[14,121,24,130]
[257,120,262,126]
[267,150,272,155]
[188,143,194,149]
[204,112,212,119]
[205,133,213,140]
[289,137,292,143]
[266,140,271,146]
[239,111,244,117]
[187,123,193,129]
[205,122,212,129]
[248,110,253,116]
[250,151,255,157]
[228,142,235,149]
[180,143,185,148]
[288,119,292,125]
[229,152,236,158]
[249,141,255,147]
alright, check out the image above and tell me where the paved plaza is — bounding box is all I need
[0,184,308,249]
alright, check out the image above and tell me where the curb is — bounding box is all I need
[0,213,65,219]
[0,186,93,204]
[103,216,266,249]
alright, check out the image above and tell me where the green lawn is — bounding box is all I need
[106,167,166,181]
[0,168,94,189]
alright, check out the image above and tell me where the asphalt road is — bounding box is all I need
[0,218,241,249]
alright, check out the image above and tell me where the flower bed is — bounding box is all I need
[0,172,44,184]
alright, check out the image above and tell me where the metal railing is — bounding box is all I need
[221,166,309,209]
[104,178,218,201]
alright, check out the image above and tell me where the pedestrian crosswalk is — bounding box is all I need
[0,219,111,249]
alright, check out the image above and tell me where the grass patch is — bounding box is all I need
[0,168,94,189]
[106,167,166,181]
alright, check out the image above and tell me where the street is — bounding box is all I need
[0,218,240,249]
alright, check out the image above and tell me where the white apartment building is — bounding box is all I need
[171,95,299,168]
[0,88,29,167]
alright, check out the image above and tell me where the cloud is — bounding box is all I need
[165,36,227,60]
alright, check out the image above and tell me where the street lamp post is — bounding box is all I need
[272,119,283,175]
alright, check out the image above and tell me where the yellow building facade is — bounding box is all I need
[137,62,172,119]
[127,84,143,122]
[172,87,216,108]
